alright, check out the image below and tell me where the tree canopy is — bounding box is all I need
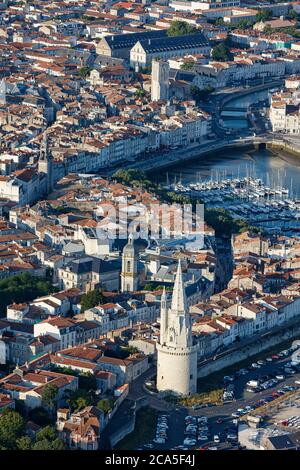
[211,42,231,62]
[167,20,198,37]
[0,410,25,449]
[0,272,57,314]
[41,384,58,411]
[190,85,215,104]
[32,426,65,450]
[97,398,114,414]
[79,66,92,78]
[256,8,272,22]
[0,410,65,450]
[67,389,92,412]
[80,288,104,313]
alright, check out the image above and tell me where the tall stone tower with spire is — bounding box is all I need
[157,261,198,396]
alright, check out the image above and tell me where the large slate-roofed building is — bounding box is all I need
[130,32,210,69]
[96,30,168,59]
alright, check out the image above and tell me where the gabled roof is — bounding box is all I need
[138,32,208,54]
[103,30,167,50]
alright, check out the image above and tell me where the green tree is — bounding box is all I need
[190,85,215,104]
[167,20,198,37]
[32,438,66,450]
[36,426,57,442]
[135,87,146,97]
[80,288,104,313]
[67,390,92,412]
[211,42,231,61]
[97,398,114,414]
[16,435,32,450]
[0,410,25,449]
[287,8,298,20]
[256,8,272,22]
[79,372,97,391]
[0,272,57,313]
[41,384,58,411]
[28,407,52,426]
[79,66,92,78]
[180,62,194,70]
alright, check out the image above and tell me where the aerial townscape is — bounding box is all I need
[1,0,300,456]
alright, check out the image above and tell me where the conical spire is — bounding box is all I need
[161,285,166,305]
[171,259,187,314]
[160,286,167,345]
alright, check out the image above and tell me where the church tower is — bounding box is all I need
[38,133,53,194]
[121,235,139,292]
[157,260,198,396]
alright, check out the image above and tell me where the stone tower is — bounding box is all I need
[38,133,53,194]
[121,235,139,292]
[151,59,169,102]
[157,260,198,396]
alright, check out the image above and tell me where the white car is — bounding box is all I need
[153,438,165,444]
[213,435,220,443]
[183,438,197,447]
[251,363,261,368]
[266,357,273,362]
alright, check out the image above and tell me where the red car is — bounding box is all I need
[272,355,279,359]
[272,392,280,398]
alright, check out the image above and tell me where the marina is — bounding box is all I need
[163,168,300,234]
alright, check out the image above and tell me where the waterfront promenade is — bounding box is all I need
[117,134,298,174]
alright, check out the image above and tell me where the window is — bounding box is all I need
[127,260,131,272]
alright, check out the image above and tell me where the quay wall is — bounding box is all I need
[143,138,300,174]
[218,80,283,108]
[267,140,300,158]
[197,320,300,378]
[146,141,254,174]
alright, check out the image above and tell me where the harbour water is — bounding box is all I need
[222,89,270,129]
[156,147,300,233]
[158,148,300,199]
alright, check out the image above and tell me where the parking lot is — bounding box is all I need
[137,341,300,451]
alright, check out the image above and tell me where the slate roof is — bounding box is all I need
[139,32,208,54]
[65,256,121,275]
[104,30,167,50]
